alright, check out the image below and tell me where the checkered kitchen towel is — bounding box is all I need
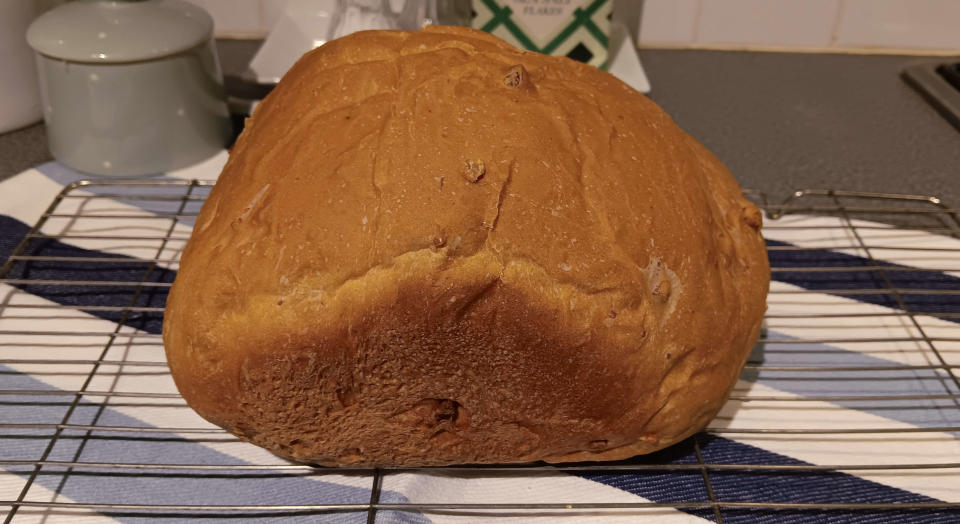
[1,154,958,522]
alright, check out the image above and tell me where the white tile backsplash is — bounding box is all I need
[188,0,263,37]
[191,0,960,52]
[836,0,960,50]
[260,0,297,32]
[697,0,839,47]
[639,0,700,45]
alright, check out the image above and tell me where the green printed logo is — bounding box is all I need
[472,0,612,68]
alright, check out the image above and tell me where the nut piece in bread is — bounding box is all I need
[163,26,769,466]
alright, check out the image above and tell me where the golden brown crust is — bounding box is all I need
[163,26,769,466]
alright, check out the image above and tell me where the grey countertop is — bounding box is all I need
[640,49,960,206]
[2,41,958,206]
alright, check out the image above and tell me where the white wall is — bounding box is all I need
[641,0,960,51]
[192,0,960,53]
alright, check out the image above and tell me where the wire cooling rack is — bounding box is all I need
[1,180,959,522]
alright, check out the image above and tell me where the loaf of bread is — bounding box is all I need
[163,26,769,466]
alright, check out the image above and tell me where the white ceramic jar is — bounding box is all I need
[27,0,231,176]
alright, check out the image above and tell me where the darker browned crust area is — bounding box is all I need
[163,26,769,466]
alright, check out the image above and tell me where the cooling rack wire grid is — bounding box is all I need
[0,180,958,523]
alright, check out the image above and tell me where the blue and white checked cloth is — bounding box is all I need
[1,153,958,522]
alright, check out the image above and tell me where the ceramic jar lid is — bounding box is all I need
[27,0,213,63]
